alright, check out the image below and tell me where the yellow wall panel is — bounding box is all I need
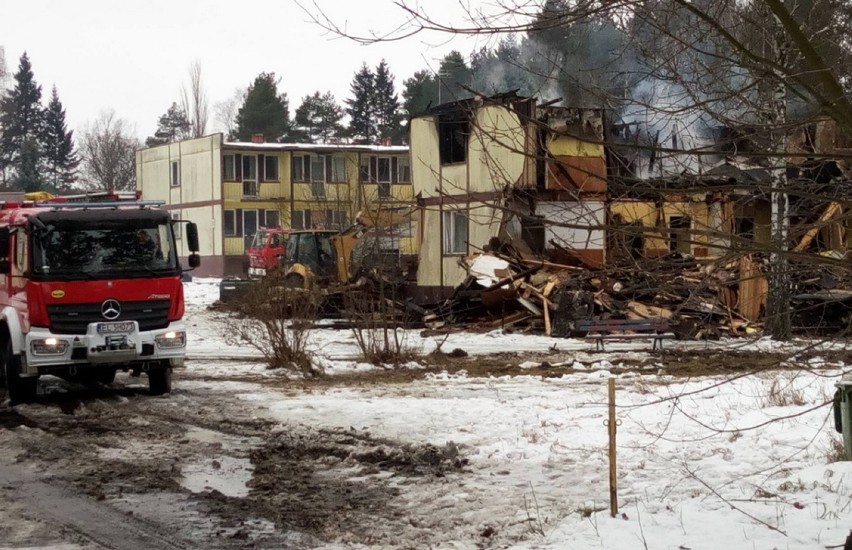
[548,135,604,158]
[224,237,244,256]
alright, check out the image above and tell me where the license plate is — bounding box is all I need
[97,321,135,334]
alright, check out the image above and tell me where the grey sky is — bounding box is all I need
[1,1,493,140]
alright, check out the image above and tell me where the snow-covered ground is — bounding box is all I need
[180,278,852,549]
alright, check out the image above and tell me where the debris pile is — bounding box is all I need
[423,246,852,338]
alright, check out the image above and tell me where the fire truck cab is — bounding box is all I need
[246,227,288,279]
[0,199,200,403]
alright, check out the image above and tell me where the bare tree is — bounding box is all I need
[180,59,209,138]
[79,110,139,192]
[213,87,245,139]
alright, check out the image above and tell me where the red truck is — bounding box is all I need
[246,227,288,279]
[0,199,200,403]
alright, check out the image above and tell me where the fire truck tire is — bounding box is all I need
[148,366,172,396]
[3,341,37,404]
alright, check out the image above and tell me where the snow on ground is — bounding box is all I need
[184,278,852,548]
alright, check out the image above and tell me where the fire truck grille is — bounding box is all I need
[47,300,171,335]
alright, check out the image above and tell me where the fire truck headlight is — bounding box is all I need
[155,331,186,349]
[31,338,69,355]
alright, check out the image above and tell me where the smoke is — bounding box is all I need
[620,78,718,178]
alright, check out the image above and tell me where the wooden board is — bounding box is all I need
[738,255,768,321]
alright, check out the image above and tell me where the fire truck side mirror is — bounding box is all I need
[186,222,199,253]
[188,254,201,269]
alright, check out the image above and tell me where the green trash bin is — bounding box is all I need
[833,376,852,460]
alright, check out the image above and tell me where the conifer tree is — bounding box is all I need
[42,86,79,188]
[402,70,438,118]
[145,102,191,147]
[436,51,473,104]
[294,91,344,143]
[373,60,403,143]
[0,52,44,188]
[234,73,290,142]
[14,137,42,192]
[345,63,377,143]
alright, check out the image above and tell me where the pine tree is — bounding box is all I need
[234,73,290,142]
[145,102,191,147]
[0,52,44,189]
[402,70,438,118]
[345,63,377,143]
[436,51,473,104]
[42,86,79,188]
[13,137,43,192]
[294,91,344,143]
[373,60,403,143]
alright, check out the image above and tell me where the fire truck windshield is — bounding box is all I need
[31,220,179,280]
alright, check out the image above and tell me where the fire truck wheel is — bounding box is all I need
[148,366,172,396]
[2,341,37,404]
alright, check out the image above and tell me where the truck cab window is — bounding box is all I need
[16,231,27,273]
[32,218,178,280]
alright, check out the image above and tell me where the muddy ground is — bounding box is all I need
[0,348,831,549]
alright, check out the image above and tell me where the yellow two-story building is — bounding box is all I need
[137,134,412,276]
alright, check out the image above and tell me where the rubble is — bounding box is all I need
[422,245,852,340]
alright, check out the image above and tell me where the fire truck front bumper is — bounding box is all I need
[248,267,266,279]
[22,322,188,373]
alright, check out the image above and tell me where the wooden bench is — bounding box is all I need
[577,318,675,351]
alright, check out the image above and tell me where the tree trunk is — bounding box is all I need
[762,10,792,340]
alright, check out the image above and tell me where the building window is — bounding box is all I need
[311,155,326,197]
[442,210,468,255]
[265,209,280,228]
[223,155,235,181]
[242,155,257,180]
[170,160,180,187]
[398,156,411,183]
[243,210,259,249]
[224,210,236,236]
[377,157,391,183]
[359,156,371,183]
[323,209,347,230]
[310,155,325,182]
[291,210,313,230]
[329,156,347,183]
[264,155,279,181]
[438,113,469,165]
[292,154,306,182]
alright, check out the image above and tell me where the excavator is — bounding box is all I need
[280,208,417,292]
[219,208,417,306]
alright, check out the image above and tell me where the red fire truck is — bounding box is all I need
[0,199,200,403]
[246,227,288,279]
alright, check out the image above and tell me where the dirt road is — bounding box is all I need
[0,368,469,550]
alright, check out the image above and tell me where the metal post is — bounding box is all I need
[607,378,618,516]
